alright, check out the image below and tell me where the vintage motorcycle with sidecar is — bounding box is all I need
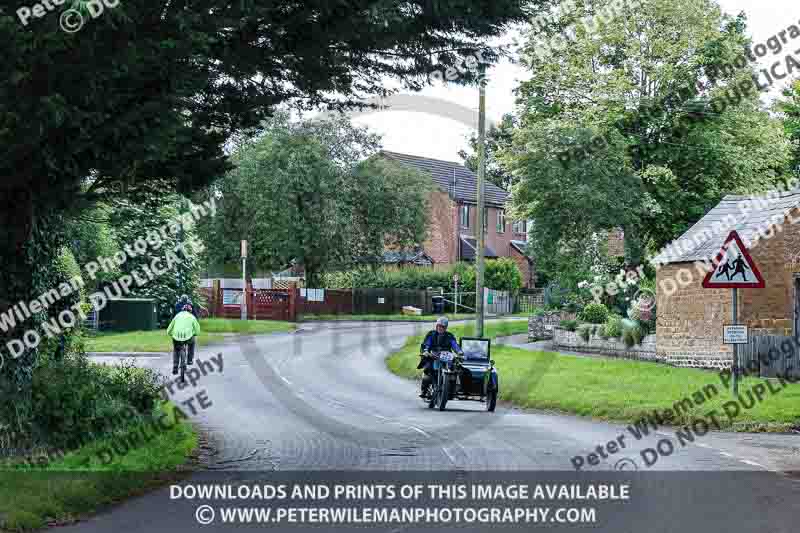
[419,337,498,412]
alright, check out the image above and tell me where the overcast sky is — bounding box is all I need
[350,0,800,163]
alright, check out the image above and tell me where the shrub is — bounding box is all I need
[579,302,609,324]
[28,354,163,450]
[602,315,623,339]
[560,319,578,331]
[484,258,523,294]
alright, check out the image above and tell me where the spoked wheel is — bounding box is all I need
[179,344,188,384]
[427,373,437,409]
[437,373,449,411]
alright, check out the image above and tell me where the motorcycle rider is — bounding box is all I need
[418,316,463,398]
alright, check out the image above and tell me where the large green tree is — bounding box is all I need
[0,0,538,426]
[777,80,800,178]
[503,0,793,282]
[200,118,432,285]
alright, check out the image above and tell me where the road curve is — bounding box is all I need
[62,320,800,533]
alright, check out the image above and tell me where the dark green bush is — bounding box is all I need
[28,354,162,450]
[579,303,609,324]
[560,319,578,331]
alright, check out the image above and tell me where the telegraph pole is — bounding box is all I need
[475,64,487,337]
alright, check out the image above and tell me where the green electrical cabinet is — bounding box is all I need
[100,298,159,332]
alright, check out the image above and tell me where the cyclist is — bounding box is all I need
[167,303,200,376]
[418,316,463,398]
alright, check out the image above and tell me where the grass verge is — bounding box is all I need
[0,403,198,531]
[84,318,294,352]
[387,341,800,432]
[385,320,530,377]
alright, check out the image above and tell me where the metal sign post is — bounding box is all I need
[732,287,738,396]
[241,240,248,321]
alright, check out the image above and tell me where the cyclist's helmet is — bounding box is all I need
[182,304,192,312]
[435,317,449,329]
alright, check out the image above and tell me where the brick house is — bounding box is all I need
[652,189,800,370]
[380,151,535,287]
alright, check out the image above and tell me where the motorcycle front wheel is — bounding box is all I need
[437,372,449,411]
[427,373,437,409]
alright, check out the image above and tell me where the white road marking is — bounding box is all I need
[695,443,711,448]
[719,452,734,458]
[740,459,768,469]
[373,414,389,420]
[409,426,431,438]
[281,376,292,385]
[441,446,458,464]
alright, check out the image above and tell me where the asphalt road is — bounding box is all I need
[63,321,800,533]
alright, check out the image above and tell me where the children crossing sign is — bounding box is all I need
[702,231,765,289]
[702,230,763,397]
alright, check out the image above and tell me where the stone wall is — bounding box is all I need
[528,312,577,341]
[553,327,657,361]
[656,262,733,370]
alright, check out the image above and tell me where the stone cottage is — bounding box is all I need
[652,187,800,370]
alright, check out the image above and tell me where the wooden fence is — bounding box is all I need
[738,334,800,379]
[199,284,522,320]
[352,288,436,315]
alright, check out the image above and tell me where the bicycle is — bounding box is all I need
[176,341,189,383]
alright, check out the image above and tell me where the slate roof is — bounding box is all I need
[460,235,498,261]
[510,240,529,256]
[381,151,509,207]
[653,187,800,265]
[382,250,434,265]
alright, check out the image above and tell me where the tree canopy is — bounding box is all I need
[501,0,794,285]
[1,0,537,428]
[198,117,433,285]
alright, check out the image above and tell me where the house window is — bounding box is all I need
[497,210,505,233]
[460,204,470,228]
[513,220,527,235]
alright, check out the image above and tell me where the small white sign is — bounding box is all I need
[723,325,748,345]
[378,297,385,304]
[241,239,248,258]
[223,289,243,306]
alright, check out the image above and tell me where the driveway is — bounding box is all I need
[66,320,800,532]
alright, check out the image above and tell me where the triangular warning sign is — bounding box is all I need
[702,231,765,288]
